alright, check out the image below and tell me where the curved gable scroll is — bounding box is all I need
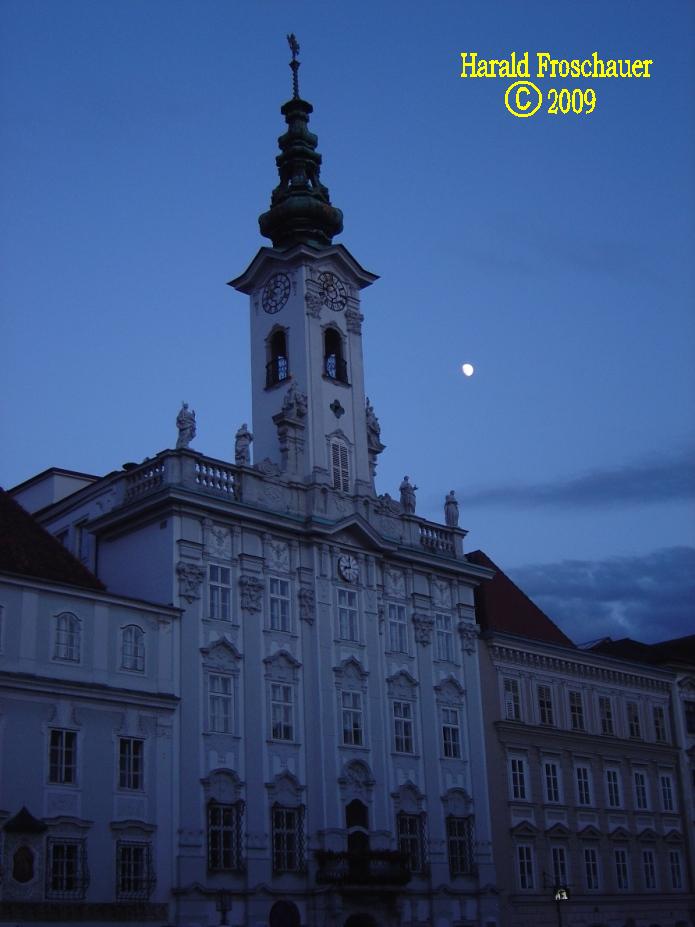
[338,759,375,802]
[391,780,424,814]
[434,675,466,702]
[334,656,369,686]
[263,649,301,682]
[386,669,419,699]
[200,637,242,671]
[201,768,244,804]
[441,788,473,817]
[266,770,304,807]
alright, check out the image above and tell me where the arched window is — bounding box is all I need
[54,612,81,662]
[324,328,347,383]
[267,329,289,387]
[330,438,350,492]
[121,625,145,672]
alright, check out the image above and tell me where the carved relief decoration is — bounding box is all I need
[204,519,232,559]
[267,540,290,572]
[432,578,452,609]
[298,586,316,624]
[338,759,375,800]
[239,574,264,613]
[386,669,419,699]
[458,622,478,654]
[176,561,205,603]
[384,566,406,598]
[412,613,434,646]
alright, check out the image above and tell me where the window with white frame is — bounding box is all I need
[270,683,294,741]
[660,773,675,811]
[516,845,534,890]
[669,849,683,889]
[393,700,414,753]
[552,845,568,887]
[446,816,474,877]
[209,674,234,733]
[653,705,668,742]
[397,812,426,873]
[584,846,600,890]
[642,848,657,890]
[341,691,364,746]
[338,589,359,642]
[269,578,291,632]
[614,848,630,890]
[46,838,87,899]
[272,805,304,872]
[634,769,649,810]
[510,756,528,800]
[568,690,585,731]
[543,760,561,803]
[605,768,622,808]
[538,685,554,725]
[54,612,81,662]
[388,603,407,652]
[442,707,461,759]
[208,801,244,871]
[116,842,154,899]
[330,439,350,492]
[575,765,592,805]
[435,612,454,661]
[49,730,77,784]
[119,738,144,790]
[209,565,232,620]
[627,701,642,738]
[503,678,521,721]
[598,695,614,735]
[121,625,145,672]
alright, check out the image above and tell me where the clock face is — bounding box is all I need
[262,273,291,314]
[318,271,347,312]
[338,554,359,583]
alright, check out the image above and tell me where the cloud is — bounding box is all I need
[508,546,695,645]
[464,448,695,508]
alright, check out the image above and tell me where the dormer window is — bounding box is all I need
[324,327,348,383]
[267,329,289,387]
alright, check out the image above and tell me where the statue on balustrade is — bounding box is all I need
[176,401,196,449]
[399,475,417,514]
[235,423,253,466]
[444,490,459,528]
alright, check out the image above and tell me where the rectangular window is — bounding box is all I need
[516,845,534,890]
[270,684,294,741]
[393,701,414,753]
[209,674,233,733]
[435,612,454,661]
[47,839,86,899]
[269,578,290,631]
[642,849,657,890]
[614,848,630,890]
[208,801,243,871]
[684,700,695,735]
[510,757,527,800]
[397,812,426,873]
[446,816,474,877]
[634,770,649,810]
[503,678,521,721]
[538,685,554,725]
[338,589,359,642]
[569,690,585,731]
[49,730,77,784]
[584,846,599,890]
[575,765,591,806]
[606,768,622,808]
[653,705,668,742]
[388,603,407,652]
[272,806,304,872]
[627,701,642,738]
[341,691,364,746]
[119,738,144,790]
[209,565,231,620]
[544,761,560,803]
[599,695,614,735]
[442,707,461,758]
[660,773,675,811]
[552,846,568,887]
[117,842,153,899]
[669,850,683,890]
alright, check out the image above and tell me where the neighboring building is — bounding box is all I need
[0,490,180,925]
[471,549,694,927]
[6,56,500,927]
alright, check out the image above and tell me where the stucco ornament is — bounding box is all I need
[176,562,205,602]
[281,382,308,419]
[175,401,196,449]
[345,306,364,334]
[234,423,253,465]
[298,586,316,624]
[239,574,264,612]
[458,621,479,654]
[412,613,435,646]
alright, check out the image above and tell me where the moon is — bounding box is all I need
[461,363,475,377]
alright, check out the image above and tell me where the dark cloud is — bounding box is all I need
[508,546,695,645]
[464,448,695,508]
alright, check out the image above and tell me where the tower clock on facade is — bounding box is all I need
[338,553,359,583]
[262,273,291,314]
[318,271,347,312]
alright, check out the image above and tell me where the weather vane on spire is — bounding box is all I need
[287,33,301,99]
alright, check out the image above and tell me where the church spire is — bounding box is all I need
[258,36,343,250]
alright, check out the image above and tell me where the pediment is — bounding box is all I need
[319,514,392,553]
[663,828,684,844]
[637,827,658,842]
[334,655,368,682]
[577,824,601,839]
[263,649,301,681]
[510,821,539,837]
[545,822,571,838]
[266,770,304,805]
[386,669,419,698]
[434,674,466,700]
[200,637,242,667]
[442,788,473,817]
[678,675,695,693]
[608,826,630,841]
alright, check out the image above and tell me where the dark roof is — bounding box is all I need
[590,635,695,668]
[466,549,574,647]
[0,489,104,591]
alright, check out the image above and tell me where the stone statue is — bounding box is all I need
[444,490,459,528]
[399,475,417,514]
[176,402,196,449]
[281,383,308,419]
[365,397,382,452]
[235,423,253,466]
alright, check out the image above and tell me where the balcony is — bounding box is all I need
[315,850,411,887]
[266,356,289,388]
[324,354,348,384]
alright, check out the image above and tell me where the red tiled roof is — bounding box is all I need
[0,489,104,590]
[467,549,573,647]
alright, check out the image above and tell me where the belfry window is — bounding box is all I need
[267,329,289,387]
[324,327,348,383]
[331,439,350,492]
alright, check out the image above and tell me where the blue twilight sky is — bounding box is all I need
[1,0,693,644]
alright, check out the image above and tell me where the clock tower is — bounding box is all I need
[230,39,381,497]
